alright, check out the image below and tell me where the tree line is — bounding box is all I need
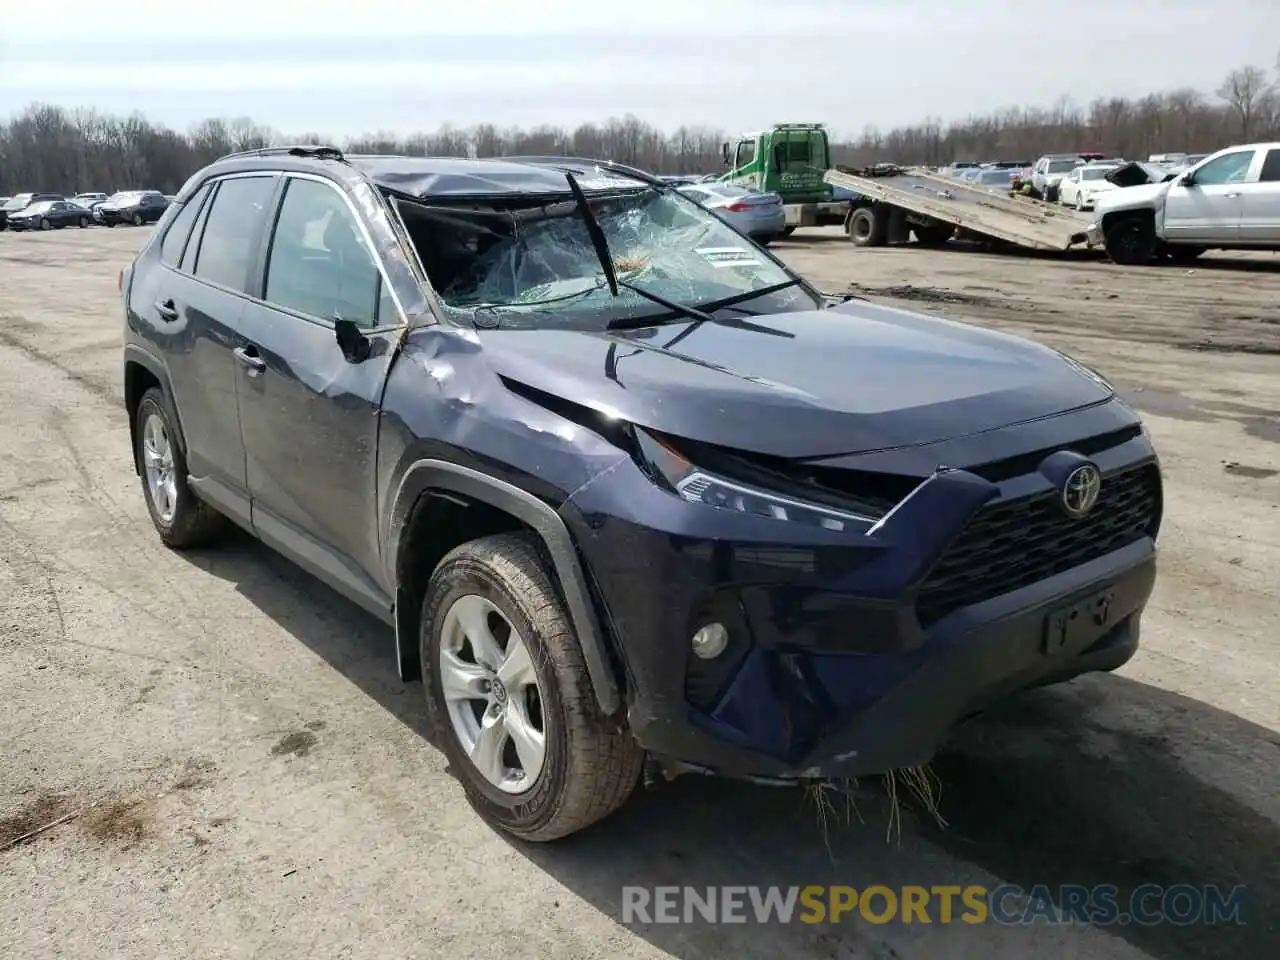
[2,59,1279,196]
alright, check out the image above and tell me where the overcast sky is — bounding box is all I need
[2,0,1278,139]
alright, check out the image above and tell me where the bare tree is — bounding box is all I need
[1216,66,1272,141]
[5,64,1280,195]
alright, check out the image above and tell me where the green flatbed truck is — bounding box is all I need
[720,123,850,234]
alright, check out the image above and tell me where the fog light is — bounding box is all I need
[691,623,729,660]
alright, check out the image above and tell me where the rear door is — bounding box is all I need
[1239,147,1280,244]
[1162,149,1255,242]
[130,173,279,523]
[234,173,406,608]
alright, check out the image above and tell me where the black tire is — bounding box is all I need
[79,216,90,228]
[1167,245,1206,265]
[134,387,226,548]
[780,226,796,237]
[1044,183,1059,203]
[847,206,887,247]
[40,218,51,231]
[421,532,643,842]
[132,212,143,226]
[1104,215,1158,266]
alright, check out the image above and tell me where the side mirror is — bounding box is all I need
[721,143,730,166]
[334,316,371,363]
[1180,172,1196,187]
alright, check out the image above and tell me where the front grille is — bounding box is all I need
[916,463,1160,627]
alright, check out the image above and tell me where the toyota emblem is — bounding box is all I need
[1061,464,1102,518]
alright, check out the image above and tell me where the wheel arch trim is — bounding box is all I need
[387,459,621,715]
[124,344,187,471]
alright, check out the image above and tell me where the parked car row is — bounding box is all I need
[0,189,170,231]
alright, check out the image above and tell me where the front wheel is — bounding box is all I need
[132,212,143,226]
[39,218,51,231]
[79,216,90,227]
[1104,216,1158,266]
[847,206,887,247]
[135,387,226,548]
[421,533,643,841]
[780,225,796,238]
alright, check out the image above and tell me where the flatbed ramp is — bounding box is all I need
[825,168,1095,252]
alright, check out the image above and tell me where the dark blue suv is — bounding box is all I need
[121,146,1162,840]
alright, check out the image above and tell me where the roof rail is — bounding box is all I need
[216,144,346,163]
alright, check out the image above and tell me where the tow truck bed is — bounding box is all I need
[824,168,1096,251]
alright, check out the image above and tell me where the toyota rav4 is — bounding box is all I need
[121,146,1162,841]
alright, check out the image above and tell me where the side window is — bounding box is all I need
[1191,151,1255,186]
[377,278,399,326]
[1259,149,1280,183]
[160,183,212,268]
[735,140,756,168]
[264,177,382,328]
[682,189,708,203]
[191,176,277,291]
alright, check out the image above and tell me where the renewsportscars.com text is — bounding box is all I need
[622,884,1248,926]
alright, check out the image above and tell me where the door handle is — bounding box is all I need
[1224,192,1240,199]
[233,345,266,372]
[155,298,178,322]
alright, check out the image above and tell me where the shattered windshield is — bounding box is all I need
[418,186,816,329]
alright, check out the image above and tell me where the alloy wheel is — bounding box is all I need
[438,593,546,794]
[141,413,178,524]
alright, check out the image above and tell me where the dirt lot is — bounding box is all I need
[1,225,1276,960]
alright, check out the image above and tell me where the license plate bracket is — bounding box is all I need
[1043,587,1116,656]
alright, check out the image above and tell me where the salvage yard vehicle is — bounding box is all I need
[121,146,1163,841]
[1057,162,1122,211]
[96,189,169,226]
[0,191,63,230]
[6,199,94,231]
[720,123,848,234]
[676,181,787,243]
[1088,142,1280,264]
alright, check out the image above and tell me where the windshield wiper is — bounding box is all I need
[563,170,716,329]
[564,172,618,297]
[607,282,715,328]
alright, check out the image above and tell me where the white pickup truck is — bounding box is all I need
[1087,142,1280,264]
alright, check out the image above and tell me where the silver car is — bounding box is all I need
[677,182,787,243]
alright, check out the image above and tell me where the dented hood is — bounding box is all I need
[1105,161,1181,188]
[478,299,1112,459]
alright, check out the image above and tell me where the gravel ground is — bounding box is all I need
[1,224,1276,960]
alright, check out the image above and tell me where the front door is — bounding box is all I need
[1163,149,1255,243]
[1239,147,1280,244]
[234,174,405,607]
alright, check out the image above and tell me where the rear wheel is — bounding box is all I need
[421,533,643,841]
[847,206,887,247]
[135,387,226,548]
[780,225,796,238]
[1104,215,1157,266]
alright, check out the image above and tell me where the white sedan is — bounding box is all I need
[1058,164,1121,211]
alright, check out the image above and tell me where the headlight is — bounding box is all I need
[633,428,877,533]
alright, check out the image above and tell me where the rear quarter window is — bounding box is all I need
[160,183,213,268]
